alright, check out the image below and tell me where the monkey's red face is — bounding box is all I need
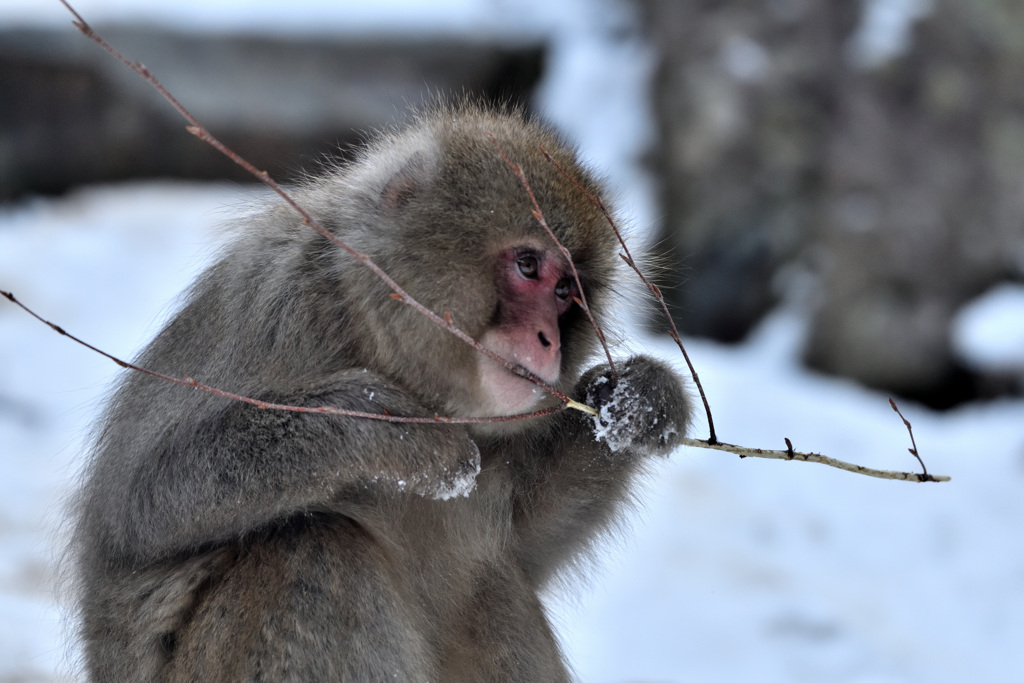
[474,245,578,416]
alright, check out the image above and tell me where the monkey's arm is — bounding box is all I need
[88,370,479,565]
[509,356,692,586]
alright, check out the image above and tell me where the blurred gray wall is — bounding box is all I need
[0,26,543,198]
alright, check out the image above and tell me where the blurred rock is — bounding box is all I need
[952,283,1024,395]
[639,0,854,343]
[0,27,543,200]
[808,0,1024,407]
[641,0,1024,407]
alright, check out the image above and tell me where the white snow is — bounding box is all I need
[953,283,1024,372]
[3,181,1023,683]
[846,0,934,70]
[428,446,482,501]
[590,373,651,453]
[0,182,257,680]
[551,313,1024,683]
[1,2,1023,682]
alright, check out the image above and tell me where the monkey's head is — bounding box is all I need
[308,104,620,424]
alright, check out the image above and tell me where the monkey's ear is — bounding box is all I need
[377,151,438,215]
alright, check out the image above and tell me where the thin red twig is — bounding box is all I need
[487,134,617,378]
[540,147,718,444]
[57,0,582,413]
[889,398,929,477]
[1,289,564,425]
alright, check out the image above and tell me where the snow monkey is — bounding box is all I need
[71,103,693,681]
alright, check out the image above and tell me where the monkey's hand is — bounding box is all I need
[85,370,485,565]
[579,355,692,456]
[300,370,482,501]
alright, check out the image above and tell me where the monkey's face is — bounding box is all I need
[474,242,577,417]
[337,106,619,422]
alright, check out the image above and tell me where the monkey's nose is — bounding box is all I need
[534,328,561,376]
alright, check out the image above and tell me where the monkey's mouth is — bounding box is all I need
[474,354,560,417]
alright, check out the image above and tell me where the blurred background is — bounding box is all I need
[1,0,1022,681]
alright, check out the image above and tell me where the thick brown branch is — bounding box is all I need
[681,437,949,483]
[540,147,717,443]
[58,0,591,416]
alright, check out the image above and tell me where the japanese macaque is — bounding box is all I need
[71,103,693,681]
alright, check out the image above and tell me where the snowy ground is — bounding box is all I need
[2,182,1022,683]
[2,1,1023,681]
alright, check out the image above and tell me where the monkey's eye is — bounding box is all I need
[555,278,571,300]
[516,254,539,279]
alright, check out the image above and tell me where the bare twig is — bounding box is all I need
[487,134,617,379]
[889,398,928,476]
[540,147,717,443]
[56,0,594,418]
[0,289,563,425]
[681,437,949,483]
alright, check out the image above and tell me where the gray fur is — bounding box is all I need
[71,103,693,681]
